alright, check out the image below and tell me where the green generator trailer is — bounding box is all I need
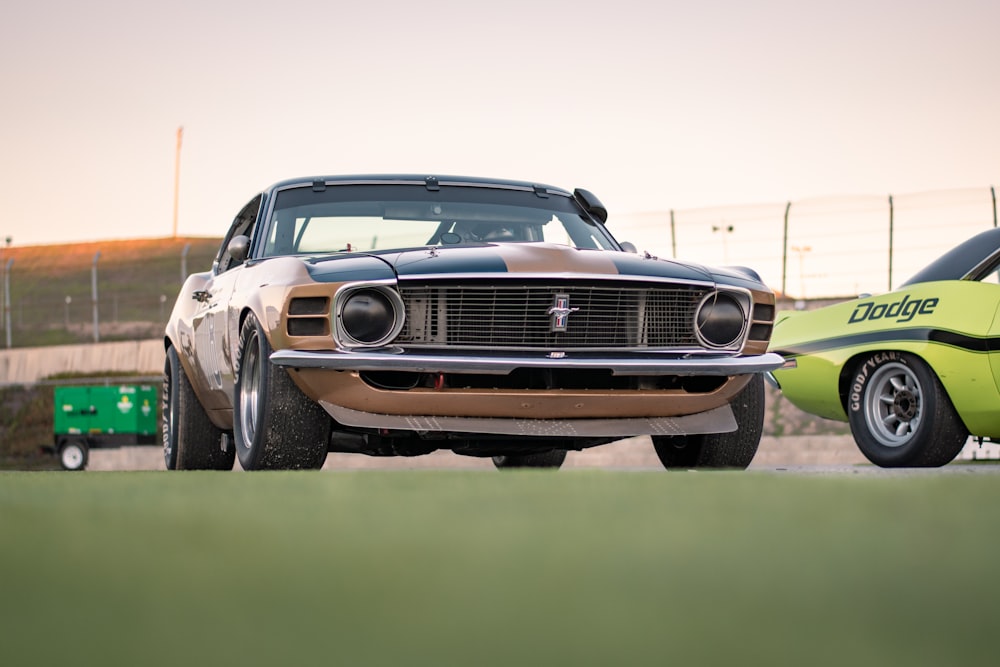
[52,385,158,470]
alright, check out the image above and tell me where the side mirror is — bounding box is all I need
[619,241,638,254]
[573,188,608,223]
[228,235,251,264]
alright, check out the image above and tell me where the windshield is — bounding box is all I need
[260,183,619,257]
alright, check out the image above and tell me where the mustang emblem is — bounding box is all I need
[547,294,580,332]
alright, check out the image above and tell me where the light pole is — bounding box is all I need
[712,224,734,263]
[173,126,183,238]
[65,295,72,331]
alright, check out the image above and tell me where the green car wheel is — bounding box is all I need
[847,352,968,467]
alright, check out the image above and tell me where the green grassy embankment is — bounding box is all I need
[0,471,997,666]
[0,236,220,347]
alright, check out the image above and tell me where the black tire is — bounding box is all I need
[59,439,88,471]
[233,313,331,470]
[847,352,967,467]
[163,346,235,470]
[492,449,567,470]
[652,374,764,470]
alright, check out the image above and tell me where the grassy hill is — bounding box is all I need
[0,236,221,347]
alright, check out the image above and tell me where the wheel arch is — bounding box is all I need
[837,348,960,421]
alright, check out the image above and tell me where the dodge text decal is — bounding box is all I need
[848,295,938,325]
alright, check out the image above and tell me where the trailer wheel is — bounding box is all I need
[59,439,88,471]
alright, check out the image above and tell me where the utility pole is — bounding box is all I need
[172,126,183,238]
[888,195,894,292]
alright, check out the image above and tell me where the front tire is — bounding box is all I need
[847,352,967,467]
[652,374,764,470]
[163,346,235,470]
[234,313,331,470]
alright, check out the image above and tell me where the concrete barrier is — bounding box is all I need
[0,339,164,385]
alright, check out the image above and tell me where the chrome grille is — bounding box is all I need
[397,282,710,349]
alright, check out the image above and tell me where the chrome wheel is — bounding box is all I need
[233,312,331,470]
[239,327,262,449]
[863,361,922,448]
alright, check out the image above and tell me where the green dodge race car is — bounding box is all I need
[770,228,1000,467]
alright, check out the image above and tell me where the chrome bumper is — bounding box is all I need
[270,348,786,377]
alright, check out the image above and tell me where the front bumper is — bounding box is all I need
[270,348,786,377]
[317,401,738,437]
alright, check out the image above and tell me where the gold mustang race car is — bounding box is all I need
[163,175,783,470]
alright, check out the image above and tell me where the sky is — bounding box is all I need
[1,0,998,249]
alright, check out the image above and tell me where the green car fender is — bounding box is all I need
[770,281,1000,438]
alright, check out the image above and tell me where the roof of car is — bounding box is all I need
[902,227,1000,286]
[265,174,574,197]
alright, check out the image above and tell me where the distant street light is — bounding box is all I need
[712,224,734,263]
[159,294,167,321]
[65,296,72,331]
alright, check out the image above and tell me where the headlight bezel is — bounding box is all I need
[693,289,751,351]
[333,282,405,349]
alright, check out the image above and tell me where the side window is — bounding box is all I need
[215,194,263,274]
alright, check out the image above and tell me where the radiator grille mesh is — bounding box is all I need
[397,283,710,349]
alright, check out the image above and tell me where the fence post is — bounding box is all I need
[992,186,997,228]
[780,201,791,298]
[181,242,191,282]
[4,258,13,349]
[92,251,101,343]
[888,195,894,291]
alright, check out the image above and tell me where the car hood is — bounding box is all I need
[305,243,751,287]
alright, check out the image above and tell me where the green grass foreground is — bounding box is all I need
[1,470,997,666]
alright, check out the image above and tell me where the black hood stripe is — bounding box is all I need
[774,327,1000,358]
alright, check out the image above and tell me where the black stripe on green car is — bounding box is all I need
[773,327,1000,358]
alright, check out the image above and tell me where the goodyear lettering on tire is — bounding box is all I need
[850,351,900,413]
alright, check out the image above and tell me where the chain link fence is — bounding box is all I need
[0,188,996,348]
[616,186,998,299]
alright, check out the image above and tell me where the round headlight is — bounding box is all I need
[339,288,400,346]
[695,292,747,349]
